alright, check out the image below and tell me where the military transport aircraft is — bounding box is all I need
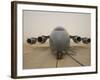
[27,26,90,60]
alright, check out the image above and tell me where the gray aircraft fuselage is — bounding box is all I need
[49,27,70,59]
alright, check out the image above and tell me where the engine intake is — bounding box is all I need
[82,38,91,44]
[70,35,81,43]
[27,37,37,44]
[38,35,49,43]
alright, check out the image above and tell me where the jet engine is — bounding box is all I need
[70,35,81,43]
[38,35,49,43]
[82,37,91,44]
[27,37,37,44]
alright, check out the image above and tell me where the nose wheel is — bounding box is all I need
[57,53,63,59]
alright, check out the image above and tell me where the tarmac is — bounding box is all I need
[23,41,90,69]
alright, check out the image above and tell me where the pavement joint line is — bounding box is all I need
[67,54,85,66]
[56,59,58,68]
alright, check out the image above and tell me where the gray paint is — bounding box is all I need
[49,27,70,59]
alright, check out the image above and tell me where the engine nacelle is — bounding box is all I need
[38,35,49,43]
[82,38,90,44]
[70,35,81,43]
[27,37,37,44]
